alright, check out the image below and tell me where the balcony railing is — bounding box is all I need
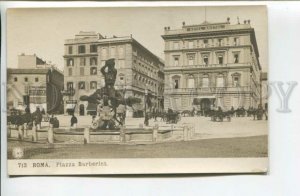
[164,63,251,70]
[164,86,251,94]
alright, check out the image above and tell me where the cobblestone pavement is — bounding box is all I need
[42,115,268,140]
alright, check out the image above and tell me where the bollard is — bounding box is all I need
[84,127,90,144]
[32,124,38,142]
[120,126,126,143]
[48,124,54,144]
[24,123,28,138]
[18,125,24,141]
[183,125,188,141]
[152,124,158,142]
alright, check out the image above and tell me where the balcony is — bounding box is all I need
[164,86,251,95]
[164,63,251,71]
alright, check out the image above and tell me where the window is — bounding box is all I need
[188,55,195,65]
[90,57,97,66]
[90,81,97,89]
[67,82,73,90]
[174,79,179,89]
[90,45,97,53]
[78,82,85,90]
[202,77,209,87]
[68,68,73,76]
[90,67,97,75]
[35,77,39,82]
[203,55,209,65]
[174,56,179,66]
[234,77,239,87]
[172,75,180,89]
[203,39,208,47]
[187,76,195,88]
[78,45,86,53]
[216,75,224,87]
[80,67,84,76]
[188,41,194,49]
[119,60,125,69]
[80,58,86,66]
[233,37,239,46]
[110,47,116,57]
[68,46,73,54]
[234,53,239,63]
[218,55,223,64]
[119,47,124,57]
[173,42,179,49]
[24,77,28,82]
[232,73,241,87]
[67,58,74,66]
[101,48,107,58]
[14,77,18,82]
[218,39,223,46]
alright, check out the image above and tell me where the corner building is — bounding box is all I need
[63,32,164,115]
[162,19,262,111]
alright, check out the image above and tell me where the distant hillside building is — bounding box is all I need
[63,31,164,115]
[7,54,64,113]
[162,18,263,111]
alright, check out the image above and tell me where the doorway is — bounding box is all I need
[200,98,211,110]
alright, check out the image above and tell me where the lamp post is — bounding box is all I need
[144,88,149,126]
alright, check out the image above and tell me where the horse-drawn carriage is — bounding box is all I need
[165,111,181,124]
[211,109,231,122]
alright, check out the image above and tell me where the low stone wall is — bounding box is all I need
[7,124,195,144]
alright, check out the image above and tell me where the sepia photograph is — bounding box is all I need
[6,5,268,175]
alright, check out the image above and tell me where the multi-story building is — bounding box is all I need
[162,18,263,111]
[63,31,164,115]
[7,54,64,113]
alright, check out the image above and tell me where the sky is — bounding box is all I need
[7,6,268,71]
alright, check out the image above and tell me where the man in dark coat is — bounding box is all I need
[71,114,78,127]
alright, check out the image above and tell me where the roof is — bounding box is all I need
[7,68,50,75]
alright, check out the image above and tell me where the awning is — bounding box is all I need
[66,104,76,110]
[193,96,216,105]
[86,103,97,111]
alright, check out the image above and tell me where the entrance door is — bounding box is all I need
[200,99,211,110]
[79,104,85,116]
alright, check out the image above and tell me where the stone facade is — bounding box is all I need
[162,20,262,111]
[7,67,64,113]
[63,31,164,115]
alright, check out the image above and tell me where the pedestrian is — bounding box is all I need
[49,114,55,126]
[71,114,78,128]
[53,117,59,128]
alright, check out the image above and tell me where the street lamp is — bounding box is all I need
[144,88,149,126]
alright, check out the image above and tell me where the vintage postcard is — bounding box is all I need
[6,6,268,175]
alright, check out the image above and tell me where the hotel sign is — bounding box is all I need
[29,86,46,96]
[186,24,226,32]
